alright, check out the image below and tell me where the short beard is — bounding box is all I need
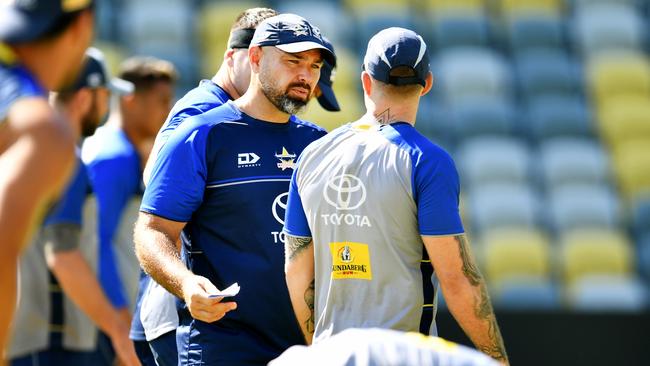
[81,113,100,137]
[81,93,101,137]
[275,94,307,115]
[260,69,309,115]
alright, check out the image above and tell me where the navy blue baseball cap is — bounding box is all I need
[317,37,339,112]
[250,13,335,65]
[0,0,94,43]
[65,47,133,94]
[363,27,430,87]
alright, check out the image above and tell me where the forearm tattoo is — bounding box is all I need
[305,279,315,335]
[454,235,508,362]
[285,234,313,262]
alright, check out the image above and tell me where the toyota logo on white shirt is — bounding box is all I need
[323,174,367,211]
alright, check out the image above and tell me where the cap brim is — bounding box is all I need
[0,7,55,43]
[275,42,335,64]
[317,81,340,112]
[108,78,134,95]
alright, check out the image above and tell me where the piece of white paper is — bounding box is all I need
[209,283,240,299]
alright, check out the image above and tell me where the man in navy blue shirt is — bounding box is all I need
[135,8,278,366]
[134,9,341,366]
[134,14,334,365]
[0,0,94,350]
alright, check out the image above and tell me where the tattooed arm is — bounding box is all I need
[422,234,509,365]
[284,233,315,344]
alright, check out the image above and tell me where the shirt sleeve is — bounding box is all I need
[42,223,82,254]
[44,159,87,226]
[415,150,464,236]
[283,162,311,238]
[87,155,138,309]
[140,117,209,222]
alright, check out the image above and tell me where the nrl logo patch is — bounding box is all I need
[275,147,296,171]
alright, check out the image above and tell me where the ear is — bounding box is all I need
[361,71,372,97]
[421,72,434,96]
[248,46,263,74]
[224,48,236,67]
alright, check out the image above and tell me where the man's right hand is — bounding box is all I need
[181,275,237,323]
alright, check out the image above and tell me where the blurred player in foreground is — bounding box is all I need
[0,0,95,352]
[283,27,509,364]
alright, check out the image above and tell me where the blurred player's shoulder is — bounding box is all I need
[82,125,137,166]
[0,59,48,125]
[167,80,231,120]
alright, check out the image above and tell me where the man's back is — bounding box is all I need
[286,121,464,343]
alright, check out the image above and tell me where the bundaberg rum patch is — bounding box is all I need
[329,242,372,280]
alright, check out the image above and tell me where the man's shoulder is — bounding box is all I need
[386,122,454,164]
[169,81,230,119]
[0,64,46,123]
[290,116,327,135]
[82,126,137,168]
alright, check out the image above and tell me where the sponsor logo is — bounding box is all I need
[321,174,371,227]
[338,245,353,262]
[275,147,296,171]
[329,242,372,280]
[290,23,309,37]
[323,174,366,210]
[238,152,261,168]
[271,192,289,244]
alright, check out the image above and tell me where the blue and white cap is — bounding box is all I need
[0,0,94,43]
[363,27,430,87]
[250,13,335,65]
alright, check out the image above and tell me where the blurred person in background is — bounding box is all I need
[81,56,177,366]
[283,27,509,365]
[0,0,95,351]
[6,48,139,366]
[134,13,334,366]
[136,8,278,366]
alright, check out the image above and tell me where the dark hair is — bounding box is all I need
[118,56,178,92]
[231,7,278,31]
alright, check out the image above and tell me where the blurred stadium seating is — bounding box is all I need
[92,0,650,311]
